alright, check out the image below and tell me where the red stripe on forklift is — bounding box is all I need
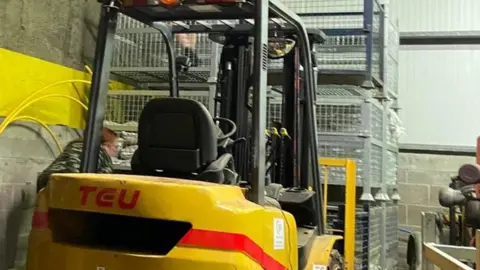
[178,229,288,270]
[32,210,49,229]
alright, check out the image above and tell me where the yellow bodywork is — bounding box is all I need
[27,173,340,270]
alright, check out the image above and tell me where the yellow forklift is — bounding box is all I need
[26,0,357,269]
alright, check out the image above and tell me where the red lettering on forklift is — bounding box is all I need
[118,189,141,209]
[79,185,141,209]
[80,186,98,205]
[96,188,116,207]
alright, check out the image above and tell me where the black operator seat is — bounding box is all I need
[131,98,237,184]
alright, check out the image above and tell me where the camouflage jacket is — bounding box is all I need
[36,140,113,191]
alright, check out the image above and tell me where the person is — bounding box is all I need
[176,33,199,66]
[36,127,119,192]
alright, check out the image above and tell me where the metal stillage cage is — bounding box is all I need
[111,14,220,86]
[105,90,212,128]
[279,0,384,83]
[267,85,385,201]
[327,205,383,270]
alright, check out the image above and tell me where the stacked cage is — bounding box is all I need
[386,204,399,269]
[271,0,400,269]
[326,205,382,270]
[383,3,401,269]
[280,0,383,81]
[111,15,219,85]
[316,85,385,269]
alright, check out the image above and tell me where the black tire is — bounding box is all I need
[328,249,344,270]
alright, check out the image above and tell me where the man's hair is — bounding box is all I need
[101,127,118,144]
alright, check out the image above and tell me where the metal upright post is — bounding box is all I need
[362,0,375,89]
[282,48,298,188]
[360,100,375,202]
[80,0,119,173]
[208,42,220,115]
[250,0,269,205]
[152,22,178,97]
[379,6,386,84]
[379,5,391,269]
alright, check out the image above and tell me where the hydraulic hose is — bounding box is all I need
[0,80,92,133]
[0,96,88,156]
[0,65,115,155]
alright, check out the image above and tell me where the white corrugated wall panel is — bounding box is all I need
[390,0,480,32]
[398,45,480,147]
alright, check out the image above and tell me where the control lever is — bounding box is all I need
[226,137,246,149]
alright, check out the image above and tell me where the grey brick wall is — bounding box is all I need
[0,121,80,270]
[396,153,475,270]
[397,153,474,231]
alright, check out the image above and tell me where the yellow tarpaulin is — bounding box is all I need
[0,48,129,129]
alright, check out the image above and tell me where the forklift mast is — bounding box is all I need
[81,0,325,234]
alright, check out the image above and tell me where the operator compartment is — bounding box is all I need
[45,173,254,255]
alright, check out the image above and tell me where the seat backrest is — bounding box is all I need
[135,97,218,174]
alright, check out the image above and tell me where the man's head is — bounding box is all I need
[101,127,119,157]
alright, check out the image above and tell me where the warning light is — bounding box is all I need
[196,0,237,4]
[123,0,179,7]
[160,0,180,6]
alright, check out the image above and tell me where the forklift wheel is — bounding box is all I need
[328,249,344,270]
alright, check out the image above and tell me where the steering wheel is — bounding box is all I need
[213,117,237,141]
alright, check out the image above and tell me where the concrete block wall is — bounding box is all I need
[0,121,80,270]
[0,0,100,70]
[396,152,475,269]
[0,1,103,269]
[397,152,475,231]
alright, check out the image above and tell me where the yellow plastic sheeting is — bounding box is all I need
[0,48,130,129]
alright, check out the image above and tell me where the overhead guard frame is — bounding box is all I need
[80,0,326,234]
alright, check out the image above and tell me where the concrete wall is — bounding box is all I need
[0,0,101,70]
[397,152,475,231]
[0,122,80,270]
[0,1,102,269]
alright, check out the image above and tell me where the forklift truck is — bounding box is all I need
[26,0,356,269]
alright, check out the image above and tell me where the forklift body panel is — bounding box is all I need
[27,174,339,270]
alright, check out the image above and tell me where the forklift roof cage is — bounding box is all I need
[81,0,325,234]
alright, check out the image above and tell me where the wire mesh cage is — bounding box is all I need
[105,90,211,128]
[278,0,383,79]
[386,109,400,146]
[317,86,383,141]
[368,206,382,270]
[384,17,400,97]
[319,136,365,185]
[318,136,383,189]
[267,85,383,137]
[327,205,382,270]
[388,19,400,62]
[112,14,218,84]
[266,85,384,188]
[386,204,399,270]
[385,150,398,187]
[386,55,399,95]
